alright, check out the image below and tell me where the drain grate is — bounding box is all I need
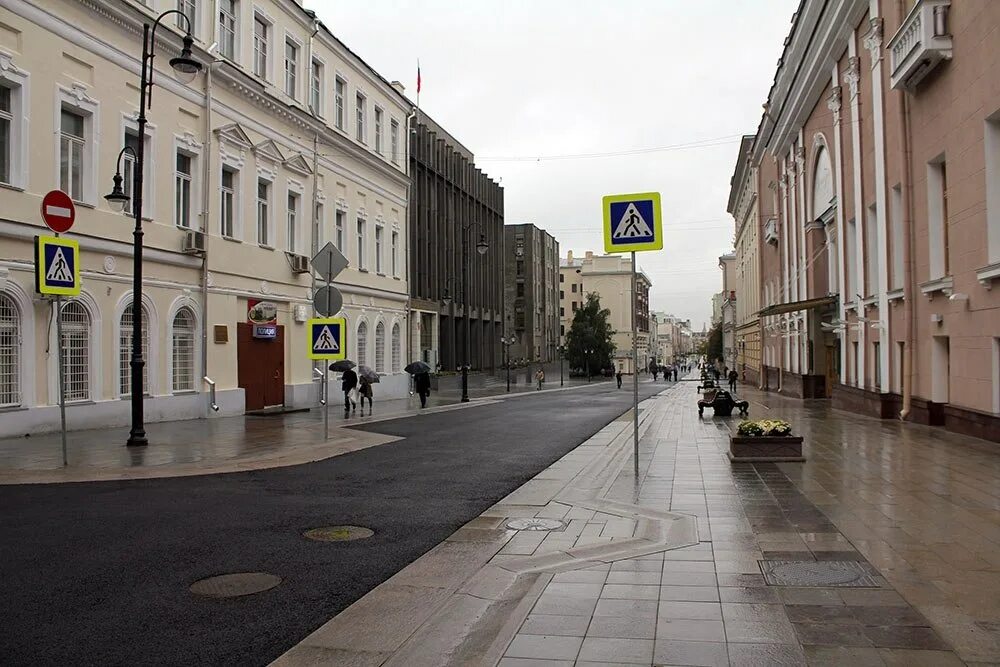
[505,518,565,531]
[304,525,374,542]
[760,560,883,588]
[190,572,281,598]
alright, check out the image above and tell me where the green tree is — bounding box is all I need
[706,322,723,363]
[565,293,616,376]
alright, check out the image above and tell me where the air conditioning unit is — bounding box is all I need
[182,230,206,254]
[288,253,310,274]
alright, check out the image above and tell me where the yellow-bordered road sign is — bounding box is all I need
[602,192,663,253]
[35,235,80,296]
[307,317,347,360]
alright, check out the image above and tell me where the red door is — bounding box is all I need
[237,323,285,411]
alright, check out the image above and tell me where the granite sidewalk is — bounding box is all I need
[272,380,1000,666]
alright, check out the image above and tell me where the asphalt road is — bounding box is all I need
[0,381,665,666]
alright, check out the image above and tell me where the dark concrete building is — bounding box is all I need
[408,114,504,372]
[504,224,560,363]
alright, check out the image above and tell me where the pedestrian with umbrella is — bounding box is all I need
[330,360,358,418]
[357,365,378,416]
[405,361,432,409]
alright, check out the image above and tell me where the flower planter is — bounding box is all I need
[728,435,805,462]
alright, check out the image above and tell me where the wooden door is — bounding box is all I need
[237,323,285,411]
[262,326,284,407]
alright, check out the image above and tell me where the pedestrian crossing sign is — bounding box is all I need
[603,192,663,253]
[307,317,347,360]
[34,235,80,296]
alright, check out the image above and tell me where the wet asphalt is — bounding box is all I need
[0,381,665,666]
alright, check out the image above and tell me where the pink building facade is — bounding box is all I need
[737,0,1000,442]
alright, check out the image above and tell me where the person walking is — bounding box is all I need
[414,371,431,408]
[616,369,623,389]
[342,368,358,418]
[728,368,738,394]
[535,367,545,391]
[358,375,374,416]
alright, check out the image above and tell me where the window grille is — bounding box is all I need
[172,308,195,392]
[375,322,385,373]
[357,321,368,366]
[0,292,20,407]
[391,323,401,373]
[119,303,150,397]
[60,300,90,401]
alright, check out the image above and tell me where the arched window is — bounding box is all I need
[119,303,150,397]
[357,321,368,367]
[391,323,401,373]
[172,308,196,392]
[375,322,385,373]
[0,292,20,407]
[61,300,90,401]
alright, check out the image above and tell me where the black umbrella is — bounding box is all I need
[328,360,357,372]
[357,365,380,383]
[404,360,432,374]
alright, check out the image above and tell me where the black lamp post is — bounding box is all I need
[557,344,566,386]
[459,223,489,403]
[105,10,201,447]
[501,335,516,392]
[584,348,593,383]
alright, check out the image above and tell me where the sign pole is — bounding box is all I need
[54,227,68,467]
[631,251,639,478]
[323,259,332,440]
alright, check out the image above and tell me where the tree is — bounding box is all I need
[565,293,616,376]
[706,322,723,364]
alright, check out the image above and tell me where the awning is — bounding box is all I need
[757,295,837,317]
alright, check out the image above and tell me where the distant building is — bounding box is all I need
[718,253,736,368]
[559,251,651,373]
[727,135,762,385]
[503,223,560,363]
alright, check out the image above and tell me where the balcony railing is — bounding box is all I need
[888,0,952,92]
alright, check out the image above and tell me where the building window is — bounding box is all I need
[355,92,366,143]
[175,152,192,228]
[846,218,857,299]
[119,303,150,398]
[357,218,366,269]
[375,224,384,273]
[220,167,236,238]
[121,130,141,216]
[218,0,237,59]
[559,273,564,282]
[256,180,270,246]
[0,292,20,407]
[391,231,399,277]
[927,157,949,279]
[866,204,879,296]
[572,302,578,312]
[60,300,90,402]
[375,321,385,373]
[172,307,195,392]
[310,59,322,114]
[374,107,383,154]
[932,336,950,403]
[287,192,299,253]
[60,109,85,201]
[890,185,904,290]
[357,321,368,366]
[516,283,525,297]
[0,85,11,185]
[335,209,345,250]
[873,341,881,388]
[516,260,524,276]
[334,77,345,130]
[176,0,196,33]
[391,323,401,372]
[560,290,564,299]
[896,341,905,394]
[986,116,1000,265]
[253,15,268,78]
[571,283,577,293]
[390,119,399,164]
[284,39,298,98]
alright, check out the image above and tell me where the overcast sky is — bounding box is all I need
[312,0,798,330]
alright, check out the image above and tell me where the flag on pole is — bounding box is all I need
[417,60,422,95]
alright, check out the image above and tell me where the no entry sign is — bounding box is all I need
[40,190,76,234]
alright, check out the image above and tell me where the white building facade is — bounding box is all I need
[0,0,412,436]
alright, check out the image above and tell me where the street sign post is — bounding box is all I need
[602,192,664,478]
[40,190,76,234]
[310,242,349,440]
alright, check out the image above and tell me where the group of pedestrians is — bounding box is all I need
[339,367,374,418]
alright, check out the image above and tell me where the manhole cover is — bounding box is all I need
[760,560,882,588]
[505,518,565,531]
[304,525,374,542]
[190,572,281,598]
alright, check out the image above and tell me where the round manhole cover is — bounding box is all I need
[190,572,281,598]
[304,525,374,542]
[505,518,565,531]
[764,560,880,587]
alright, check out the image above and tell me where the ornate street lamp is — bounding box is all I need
[557,344,566,387]
[501,335,516,392]
[104,10,201,447]
[460,223,488,402]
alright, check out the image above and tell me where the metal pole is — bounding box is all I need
[55,294,67,466]
[461,225,470,402]
[127,24,151,447]
[323,259,333,439]
[631,251,639,478]
[560,349,564,386]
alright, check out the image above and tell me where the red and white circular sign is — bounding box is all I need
[40,190,76,234]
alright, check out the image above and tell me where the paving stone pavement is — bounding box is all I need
[276,380,1000,666]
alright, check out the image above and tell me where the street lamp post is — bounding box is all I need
[459,222,489,403]
[104,10,201,448]
[557,344,566,386]
[584,348,593,383]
